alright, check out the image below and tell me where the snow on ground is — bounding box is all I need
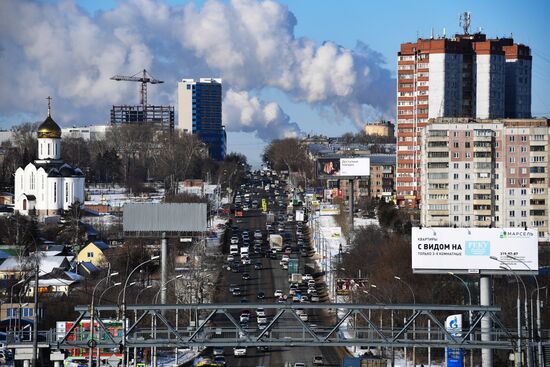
[312,213,443,366]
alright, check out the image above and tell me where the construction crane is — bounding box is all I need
[110,69,164,107]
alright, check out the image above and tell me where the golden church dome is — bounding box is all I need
[37,115,61,139]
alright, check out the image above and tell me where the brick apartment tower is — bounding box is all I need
[396,27,531,208]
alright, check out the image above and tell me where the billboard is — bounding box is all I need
[316,157,370,178]
[412,227,538,274]
[123,203,207,234]
[320,203,340,216]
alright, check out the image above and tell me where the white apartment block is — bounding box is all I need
[420,117,550,242]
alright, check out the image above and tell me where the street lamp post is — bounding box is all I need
[449,272,474,367]
[395,276,416,367]
[96,282,122,367]
[151,275,184,367]
[507,254,543,367]
[121,255,159,367]
[133,285,152,366]
[491,256,529,367]
[89,272,119,367]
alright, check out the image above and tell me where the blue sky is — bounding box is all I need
[4,0,550,166]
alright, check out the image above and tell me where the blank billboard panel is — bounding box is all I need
[123,203,207,234]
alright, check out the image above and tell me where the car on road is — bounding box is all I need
[212,347,224,356]
[254,230,263,239]
[299,313,308,322]
[254,262,263,270]
[256,308,266,317]
[310,293,320,302]
[313,355,324,365]
[233,347,247,357]
[226,254,234,262]
[213,355,226,366]
[232,287,241,296]
[242,272,251,280]
[257,316,267,324]
[230,236,239,244]
[229,284,238,292]
[274,289,283,298]
[241,256,251,265]
[293,363,306,367]
[257,291,265,299]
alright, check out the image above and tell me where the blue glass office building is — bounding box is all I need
[178,78,226,161]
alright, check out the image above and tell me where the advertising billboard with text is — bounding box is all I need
[316,157,370,178]
[412,227,538,274]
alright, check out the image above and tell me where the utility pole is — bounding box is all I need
[32,260,39,367]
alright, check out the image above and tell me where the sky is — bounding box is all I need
[1,0,549,167]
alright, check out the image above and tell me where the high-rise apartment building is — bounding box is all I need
[420,117,549,242]
[396,32,531,207]
[177,78,226,160]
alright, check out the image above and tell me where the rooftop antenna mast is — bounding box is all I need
[459,11,471,35]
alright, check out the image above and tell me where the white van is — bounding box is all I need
[240,246,250,256]
[230,244,239,255]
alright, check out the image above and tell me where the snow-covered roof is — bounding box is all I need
[0,256,70,273]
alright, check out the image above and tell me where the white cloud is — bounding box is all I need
[0,0,395,139]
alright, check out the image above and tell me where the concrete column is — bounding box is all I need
[480,275,493,367]
[24,360,30,367]
[54,361,61,367]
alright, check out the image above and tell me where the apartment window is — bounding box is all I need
[453,152,460,158]
[453,142,459,148]
[465,184,471,190]
[510,221,515,227]
[453,216,459,222]
[454,163,459,169]
[509,157,515,163]
[510,168,516,174]
[520,146,527,152]
[187,84,191,90]
[453,173,459,179]
[521,157,527,163]
[521,168,527,174]
[465,195,471,200]
[53,182,57,203]
[465,132,471,137]
[465,142,471,148]
[521,211,527,217]
[509,211,515,217]
[509,147,515,153]
[521,136,527,142]
[453,195,459,201]
[87,252,94,258]
[465,216,470,222]
[509,136,515,142]
[465,152,471,158]
[509,179,516,185]
[453,132,458,137]
[465,174,471,180]
[453,184,459,190]
[509,200,515,206]
[465,163,470,169]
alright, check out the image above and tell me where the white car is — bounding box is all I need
[256,308,266,317]
[230,236,239,244]
[294,363,306,367]
[233,347,247,357]
[254,230,263,239]
[257,316,268,324]
[299,313,308,322]
[274,289,283,298]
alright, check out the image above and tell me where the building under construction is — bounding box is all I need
[110,69,174,129]
[110,105,174,129]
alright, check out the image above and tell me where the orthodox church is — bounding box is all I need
[14,98,85,216]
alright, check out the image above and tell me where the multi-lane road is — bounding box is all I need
[210,183,347,366]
